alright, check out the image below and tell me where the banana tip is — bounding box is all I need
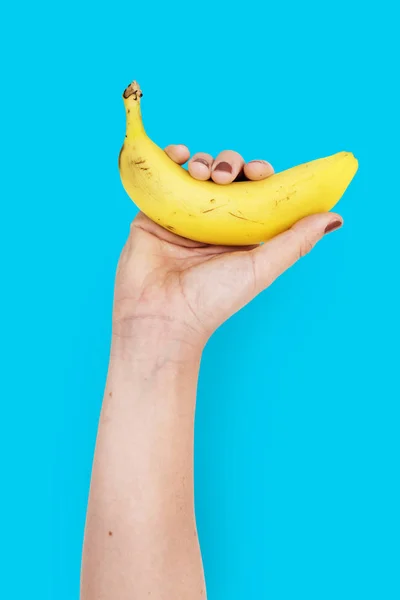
[342,150,359,172]
[344,150,357,161]
[123,81,143,101]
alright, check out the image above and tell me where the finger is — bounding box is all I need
[164,144,190,165]
[211,150,245,184]
[244,160,274,181]
[251,213,343,294]
[188,152,214,181]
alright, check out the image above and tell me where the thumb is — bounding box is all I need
[250,213,343,295]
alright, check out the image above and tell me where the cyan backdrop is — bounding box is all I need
[1,1,399,598]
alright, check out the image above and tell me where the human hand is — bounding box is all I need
[113,146,343,354]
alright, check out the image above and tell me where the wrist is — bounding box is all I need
[106,317,201,416]
[111,315,203,366]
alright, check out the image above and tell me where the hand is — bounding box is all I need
[113,146,343,353]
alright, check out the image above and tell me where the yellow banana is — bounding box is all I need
[119,81,358,246]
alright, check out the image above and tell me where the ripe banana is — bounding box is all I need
[119,81,358,246]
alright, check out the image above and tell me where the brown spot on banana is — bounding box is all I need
[228,212,264,225]
[202,202,229,214]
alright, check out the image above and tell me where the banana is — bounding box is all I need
[119,81,358,246]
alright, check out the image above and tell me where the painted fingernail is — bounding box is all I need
[214,161,232,173]
[193,158,209,167]
[324,220,343,234]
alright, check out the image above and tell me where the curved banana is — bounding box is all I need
[119,81,358,246]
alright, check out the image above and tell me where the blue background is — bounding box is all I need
[1,1,399,598]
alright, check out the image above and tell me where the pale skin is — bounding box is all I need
[81,146,343,599]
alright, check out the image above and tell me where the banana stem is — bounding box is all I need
[123,81,146,139]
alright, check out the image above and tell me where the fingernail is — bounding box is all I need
[324,219,343,234]
[193,158,209,167]
[214,161,232,173]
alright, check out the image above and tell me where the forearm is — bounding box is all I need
[81,325,206,599]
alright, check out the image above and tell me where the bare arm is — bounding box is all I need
[81,326,205,598]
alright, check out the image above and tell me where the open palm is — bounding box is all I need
[113,145,343,346]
